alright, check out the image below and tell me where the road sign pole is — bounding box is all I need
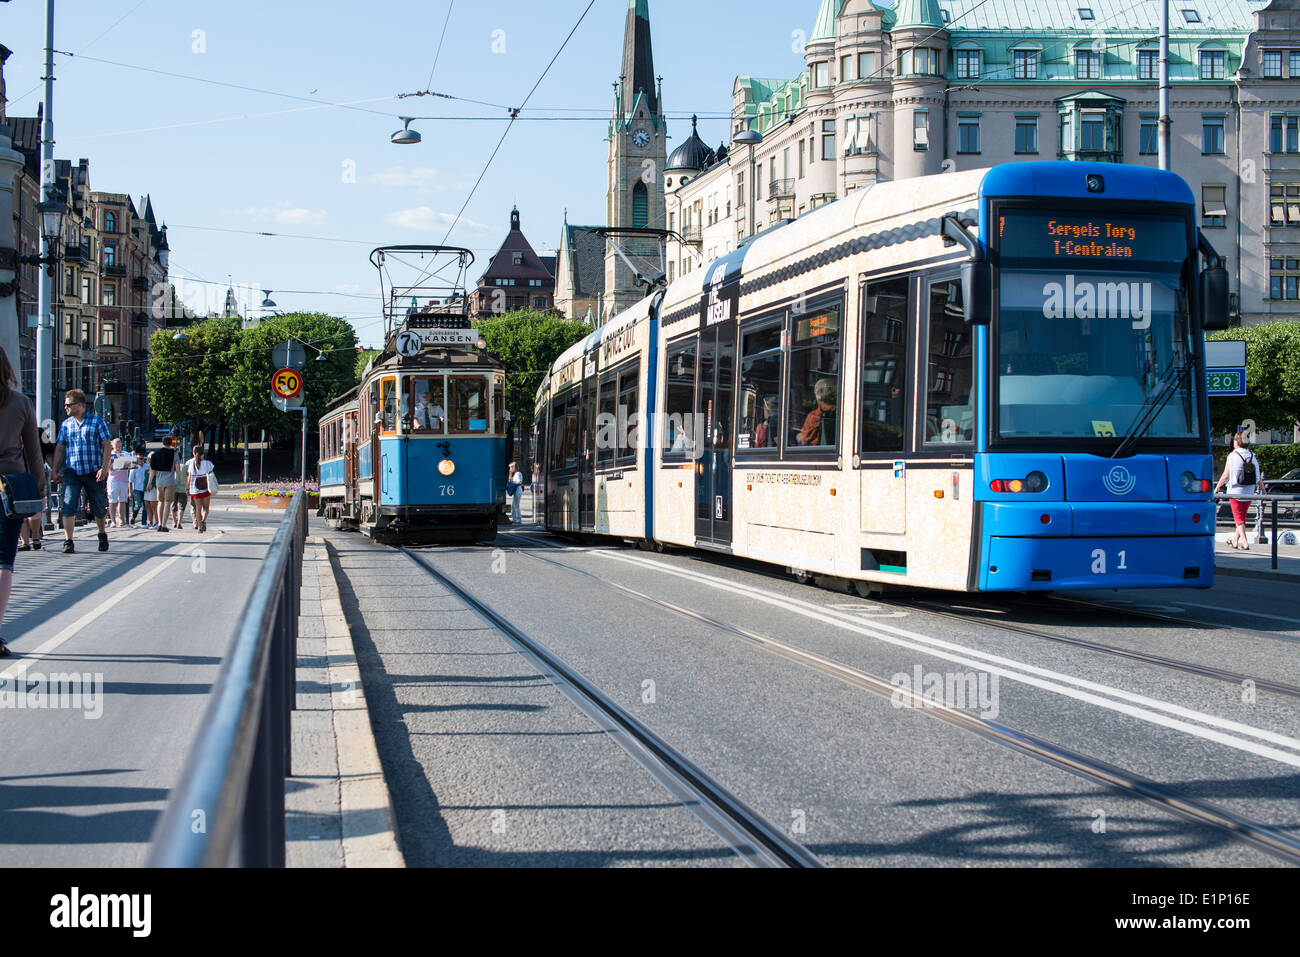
[301,407,307,491]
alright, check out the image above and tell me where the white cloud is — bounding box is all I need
[231,200,328,226]
[366,166,440,189]
[385,207,493,235]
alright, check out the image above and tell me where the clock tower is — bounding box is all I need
[603,0,667,322]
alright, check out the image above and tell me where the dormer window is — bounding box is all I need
[1181,8,1200,22]
[1078,7,1095,19]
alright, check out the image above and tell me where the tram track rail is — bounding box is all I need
[400,546,825,869]
[505,534,1300,866]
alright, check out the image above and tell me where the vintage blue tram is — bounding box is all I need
[319,246,507,544]
[535,162,1230,592]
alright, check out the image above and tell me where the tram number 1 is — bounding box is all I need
[440,485,456,497]
[1090,548,1128,575]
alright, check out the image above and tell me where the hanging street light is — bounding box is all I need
[391,117,422,145]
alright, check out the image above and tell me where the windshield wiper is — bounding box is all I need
[1111,359,1194,459]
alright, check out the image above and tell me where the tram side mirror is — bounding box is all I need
[961,259,993,326]
[1200,266,1230,330]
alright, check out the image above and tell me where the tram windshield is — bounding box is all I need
[994,208,1201,445]
[448,376,490,433]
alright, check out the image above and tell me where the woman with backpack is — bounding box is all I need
[0,349,47,656]
[187,445,216,532]
[1215,431,1263,551]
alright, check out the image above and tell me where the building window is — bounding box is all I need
[955,49,981,79]
[1269,257,1300,299]
[102,322,115,346]
[1080,112,1106,151]
[901,48,939,76]
[1078,7,1094,19]
[858,51,877,80]
[914,110,929,150]
[1181,8,1201,23]
[840,54,853,82]
[1075,49,1101,79]
[1201,115,1225,154]
[1059,112,1073,153]
[103,245,116,267]
[1269,182,1300,226]
[813,61,830,88]
[957,115,980,154]
[532,296,547,309]
[1138,49,1157,79]
[1271,114,1299,152]
[821,119,836,160]
[1265,51,1283,77]
[104,212,116,233]
[81,320,93,348]
[102,282,116,306]
[1201,185,1227,228]
[1140,116,1158,154]
[1015,116,1038,154]
[1199,50,1225,79]
[798,140,805,178]
[80,276,92,304]
[632,181,648,228]
[1013,49,1038,79]
[64,267,75,297]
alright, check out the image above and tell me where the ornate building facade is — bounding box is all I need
[666,0,1300,328]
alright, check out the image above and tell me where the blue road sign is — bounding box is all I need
[1207,367,1247,396]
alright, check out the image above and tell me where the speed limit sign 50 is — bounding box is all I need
[272,368,303,399]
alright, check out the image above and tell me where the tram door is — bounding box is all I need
[344,411,358,508]
[695,322,735,546]
[579,371,596,530]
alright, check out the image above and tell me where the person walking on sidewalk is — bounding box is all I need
[148,439,177,533]
[187,445,215,532]
[129,451,150,526]
[51,389,112,554]
[1215,431,1264,551]
[0,350,48,655]
[106,438,133,528]
[507,461,524,525]
[173,452,190,528]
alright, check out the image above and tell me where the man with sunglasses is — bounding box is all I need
[50,389,113,553]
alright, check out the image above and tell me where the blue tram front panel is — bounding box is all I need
[375,437,505,507]
[319,457,346,488]
[974,452,1215,591]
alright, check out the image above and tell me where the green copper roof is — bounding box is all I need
[809,0,842,43]
[894,0,944,29]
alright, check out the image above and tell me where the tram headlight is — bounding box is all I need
[990,470,1048,494]
[438,458,456,477]
[1180,471,1211,493]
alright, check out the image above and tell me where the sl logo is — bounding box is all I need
[1102,465,1137,496]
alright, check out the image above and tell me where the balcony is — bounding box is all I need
[768,178,796,200]
[103,262,126,277]
[680,225,702,245]
[132,275,150,291]
[63,243,88,263]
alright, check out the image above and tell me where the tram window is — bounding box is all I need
[787,301,842,450]
[617,363,639,464]
[664,339,697,459]
[596,373,618,467]
[493,378,505,435]
[860,277,910,453]
[564,394,579,469]
[924,278,974,444]
[448,376,489,433]
[381,378,397,432]
[738,321,783,452]
[550,397,568,471]
[410,376,446,433]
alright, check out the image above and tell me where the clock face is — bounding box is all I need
[632,128,650,148]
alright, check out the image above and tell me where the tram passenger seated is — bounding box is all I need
[753,397,780,448]
[412,389,445,431]
[796,379,837,446]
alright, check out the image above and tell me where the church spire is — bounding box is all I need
[620,0,657,118]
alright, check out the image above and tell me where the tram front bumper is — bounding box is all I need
[980,534,1214,590]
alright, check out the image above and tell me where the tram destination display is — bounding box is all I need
[996,210,1190,263]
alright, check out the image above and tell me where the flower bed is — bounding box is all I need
[239,481,320,509]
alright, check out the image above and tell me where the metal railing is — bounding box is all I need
[768,178,795,200]
[680,225,702,244]
[147,493,308,866]
[1215,493,1300,571]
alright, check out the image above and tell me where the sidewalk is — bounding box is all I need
[286,537,403,868]
[1214,531,1300,581]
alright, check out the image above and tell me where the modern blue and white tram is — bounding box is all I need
[535,161,1229,592]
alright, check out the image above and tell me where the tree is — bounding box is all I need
[224,313,360,442]
[355,349,380,382]
[1208,321,1300,436]
[475,310,592,431]
[146,315,241,430]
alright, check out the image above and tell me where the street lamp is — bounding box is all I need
[391,117,421,145]
[261,289,277,309]
[19,198,64,275]
[732,123,764,238]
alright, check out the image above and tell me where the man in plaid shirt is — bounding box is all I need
[51,389,114,553]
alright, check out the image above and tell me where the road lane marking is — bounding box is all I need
[589,549,1300,767]
[1148,599,1300,628]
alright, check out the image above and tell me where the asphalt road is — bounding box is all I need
[0,508,281,866]
[326,519,1300,868]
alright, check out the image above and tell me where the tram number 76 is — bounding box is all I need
[1090,548,1129,575]
[440,485,455,497]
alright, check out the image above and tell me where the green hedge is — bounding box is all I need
[1213,444,1300,478]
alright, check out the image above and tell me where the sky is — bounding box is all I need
[1,0,833,347]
